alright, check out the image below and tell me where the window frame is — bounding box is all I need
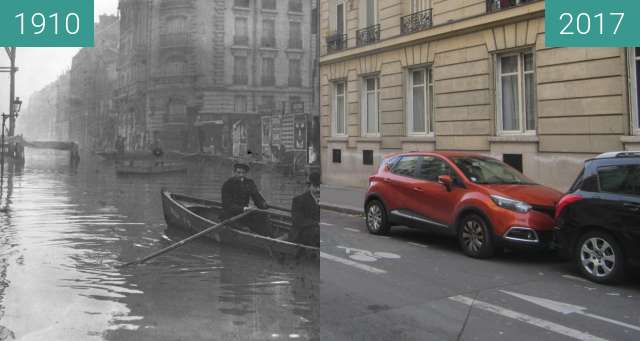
[361,76,380,137]
[496,50,537,136]
[335,0,346,34]
[407,66,435,136]
[363,0,378,28]
[630,48,640,135]
[332,81,348,137]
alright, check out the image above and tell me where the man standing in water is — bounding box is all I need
[221,162,270,235]
[288,172,320,247]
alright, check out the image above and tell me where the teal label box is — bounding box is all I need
[546,0,640,47]
[0,0,94,47]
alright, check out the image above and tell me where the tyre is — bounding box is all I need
[574,231,625,284]
[458,214,494,258]
[365,200,390,235]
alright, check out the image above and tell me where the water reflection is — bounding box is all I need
[0,150,318,340]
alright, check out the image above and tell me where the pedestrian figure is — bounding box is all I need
[151,137,164,166]
[288,172,320,247]
[221,162,271,236]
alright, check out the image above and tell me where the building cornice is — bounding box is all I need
[320,1,545,65]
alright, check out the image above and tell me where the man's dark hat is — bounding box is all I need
[308,172,321,186]
[233,162,250,172]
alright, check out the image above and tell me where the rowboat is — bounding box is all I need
[161,190,318,260]
[116,162,187,175]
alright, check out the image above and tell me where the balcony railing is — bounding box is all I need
[160,0,195,10]
[487,0,535,12]
[400,9,433,35]
[356,24,380,47]
[326,33,347,53]
[159,32,191,48]
[234,35,249,46]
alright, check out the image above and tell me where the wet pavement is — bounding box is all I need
[0,150,318,340]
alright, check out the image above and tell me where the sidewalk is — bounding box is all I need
[320,184,366,215]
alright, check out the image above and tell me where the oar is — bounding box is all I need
[117,208,257,268]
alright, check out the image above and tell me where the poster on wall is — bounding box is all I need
[293,114,307,151]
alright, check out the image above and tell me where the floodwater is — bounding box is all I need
[0,150,319,340]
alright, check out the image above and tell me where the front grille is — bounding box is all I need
[532,205,555,219]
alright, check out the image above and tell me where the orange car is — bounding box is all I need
[365,152,563,258]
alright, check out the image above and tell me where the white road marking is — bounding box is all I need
[501,290,640,332]
[408,242,428,248]
[320,222,333,226]
[562,274,590,283]
[449,295,608,341]
[344,227,360,232]
[320,252,387,274]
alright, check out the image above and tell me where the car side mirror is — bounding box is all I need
[438,175,453,192]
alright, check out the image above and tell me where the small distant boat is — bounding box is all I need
[116,162,187,175]
[161,190,318,260]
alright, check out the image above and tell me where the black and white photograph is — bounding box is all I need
[0,0,319,340]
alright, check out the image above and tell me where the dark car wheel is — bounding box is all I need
[365,200,390,235]
[458,214,494,258]
[575,231,625,284]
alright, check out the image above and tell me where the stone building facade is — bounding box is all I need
[319,0,640,190]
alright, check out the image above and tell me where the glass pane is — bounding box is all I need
[412,70,424,85]
[428,83,434,133]
[392,156,418,177]
[366,0,375,26]
[501,55,518,74]
[366,78,376,91]
[367,92,377,132]
[337,96,345,134]
[336,83,344,94]
[417,157,449,182]
[501,75,519,131]
[598,165,640,195]
[525,73,536,130]
[524,53,534,72]
[412,86,425,132]
[337,4,344,34]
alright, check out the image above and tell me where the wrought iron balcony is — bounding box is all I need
[356,24,380,47]
[159,32,191,48]
[400,9,433,35]
[326,33,347,53]
[486,0,535,12]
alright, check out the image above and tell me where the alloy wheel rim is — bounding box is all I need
[461,219,484,253]
[580,237,615,277]
[367,204,382,231]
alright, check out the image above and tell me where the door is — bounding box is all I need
[383,155,419,212]
[410,156,463,228]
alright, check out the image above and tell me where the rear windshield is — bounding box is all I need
[451,156,535,185]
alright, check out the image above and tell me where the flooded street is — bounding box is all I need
[0,151,318,340]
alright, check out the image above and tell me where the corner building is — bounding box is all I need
[319,0,640,190]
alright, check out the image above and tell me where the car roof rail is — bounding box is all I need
[594,151,640,159]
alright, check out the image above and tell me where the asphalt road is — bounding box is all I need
[320,209,640,341]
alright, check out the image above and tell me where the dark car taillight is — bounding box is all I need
[555,194,583,220]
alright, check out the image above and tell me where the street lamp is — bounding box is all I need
[13,97,22,115]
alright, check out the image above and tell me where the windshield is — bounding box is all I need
[451,157,535,185]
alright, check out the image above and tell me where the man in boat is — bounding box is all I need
[221,162,271,235]
[288,172,320,247]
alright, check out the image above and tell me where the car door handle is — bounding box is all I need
[623,203,640,211]
[412,187,423,192]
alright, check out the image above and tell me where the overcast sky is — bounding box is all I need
[0,0,119,114]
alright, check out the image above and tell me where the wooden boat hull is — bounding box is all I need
[161,190,318,260]
[116,163,187,175]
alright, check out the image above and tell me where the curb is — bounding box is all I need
[320,202,363,216]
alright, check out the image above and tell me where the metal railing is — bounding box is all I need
[356,24,380,47]
[486,0,535,12]
[326,33,347,52]
[400,9,433,35]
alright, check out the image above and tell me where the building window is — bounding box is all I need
[497,51,536,134]
[234,95,248,113]
[363,150,374,165]
[362,77,380,135]
[166,16,187,33]
[262,0,276,10]
[365,0,377,27]
[165,56,187,75]
[262,95,275,110]
[262,20,276,47]
[234,0,249,8]
[233,56,248,85]
[261,57,275,86]
[234,17,248,45]
[289,21,302,49]
[408,68,434,135]
[333,82,347,136]
[631,47,640,134]
[336,0,345,34]
[332,149,342,163]
[411,0,428,12]
[289,0,303,13]
[288,59,302,86]
[311,8,318,34]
